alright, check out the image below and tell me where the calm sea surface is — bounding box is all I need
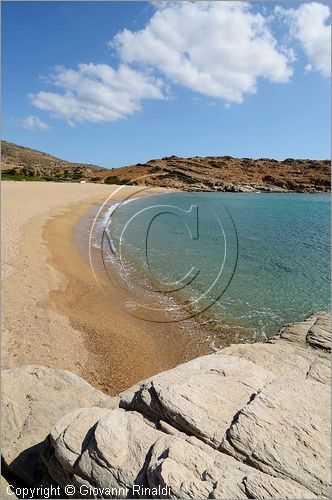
[104,192,330,339]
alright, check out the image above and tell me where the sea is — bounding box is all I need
[90,191,330,342]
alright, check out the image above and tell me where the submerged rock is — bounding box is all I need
[1,313,331,498]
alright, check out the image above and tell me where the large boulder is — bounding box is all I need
[1,313,330,499]
[147,434,315,499]
[220,375,330,497]
[120,314,329,438]
[41,406,315,499]
[72,409,161,491]
[121,354,275,448]
[1,365,118,485]
[41,407,170,497]
[119,312,331,498]
[306,312,331,350]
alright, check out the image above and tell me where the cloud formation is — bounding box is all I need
[18,115,50,130]
[113,1,293,103]
[276,2,331,78]
[29,64,167,125]
[28,2,330,125]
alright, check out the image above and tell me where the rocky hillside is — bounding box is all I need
[102,155,331,192]
[2,141,330,192]
[1,141,105,181]
[2,312,331,499]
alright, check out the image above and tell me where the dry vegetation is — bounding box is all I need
[2,141,330,192]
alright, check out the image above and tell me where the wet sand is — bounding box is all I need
[2,182,209,395]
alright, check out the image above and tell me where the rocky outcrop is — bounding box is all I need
[1,313,330,499]
[1,365,118,485]
[41,407,315,499]
[101,156,331,193]
[3,141,330,192]
[118,312,331,498]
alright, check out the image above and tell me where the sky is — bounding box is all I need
[2,1,331,168]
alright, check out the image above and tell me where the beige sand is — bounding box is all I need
[2,181,208,394]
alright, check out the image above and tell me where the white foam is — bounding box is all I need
[91,196,140,254]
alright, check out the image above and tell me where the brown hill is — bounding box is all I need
[1,141,105,181]
[2,141,330,192]
[96,155,331,193]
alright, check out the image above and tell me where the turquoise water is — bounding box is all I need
[105,192,330,339]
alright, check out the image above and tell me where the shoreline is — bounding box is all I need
[2,182,330,499]
[43,191,212,394]
[2,181,210,396]
[3,182,329,395]
[3,312,330,498]
[1,182,110,377]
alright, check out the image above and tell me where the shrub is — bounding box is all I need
[105,175,121,184]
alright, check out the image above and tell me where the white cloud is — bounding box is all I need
[276,2,331,77]
[18,115,50,131]
[27,2,330,126]
[29,63,167,125]
[112,1,293,104]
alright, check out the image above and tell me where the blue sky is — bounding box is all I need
[2,1,331,168]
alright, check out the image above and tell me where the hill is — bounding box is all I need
[1,141,105,182]
[98,155,330,192]
[2,141,330,192]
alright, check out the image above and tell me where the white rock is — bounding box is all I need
[1,365,118,485]
[3,313,330,499]
[42,407,172,496]
[120,312,331,498]
[148,437,315,499]
[220,375,331,497]
[306,312,331,351]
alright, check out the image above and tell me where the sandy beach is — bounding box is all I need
[2,181,208,394]
[2,180,330,500]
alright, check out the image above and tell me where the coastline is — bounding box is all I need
[2,181,209,395]
[1,181,111,377]
[43,190,213,394]
[2,181,330,499]
[3,312,330,498]
[2,182,330,395]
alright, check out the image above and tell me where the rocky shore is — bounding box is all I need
[2,312,331,499]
